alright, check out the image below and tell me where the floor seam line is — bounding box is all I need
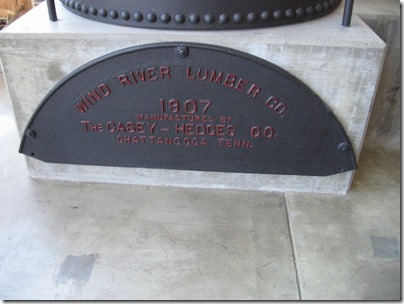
[284,193,303,300]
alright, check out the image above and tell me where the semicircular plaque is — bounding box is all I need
[60,0,342,30]
[20,42,357,176]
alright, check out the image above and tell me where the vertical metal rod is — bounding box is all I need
[46,0,58,22]
[342,0,354,27]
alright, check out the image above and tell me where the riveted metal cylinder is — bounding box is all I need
[59,0,342,30]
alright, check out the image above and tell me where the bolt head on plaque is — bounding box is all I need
[176,46,189,58]
[60,0,342,30]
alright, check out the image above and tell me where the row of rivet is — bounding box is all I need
[60,0,340,25]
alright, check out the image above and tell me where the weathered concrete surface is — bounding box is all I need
[0,183,299,300]
[0,76,299,299]
[286,147,400,300]
[354,0,400,150]
[0,2,385,194]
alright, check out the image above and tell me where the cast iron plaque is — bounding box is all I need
[20,42,357,176]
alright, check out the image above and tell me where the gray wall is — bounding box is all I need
[355,0,400,150]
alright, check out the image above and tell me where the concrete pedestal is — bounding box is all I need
[0,2,385,194]
[354,0,400,151]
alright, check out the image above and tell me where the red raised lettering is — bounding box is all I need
[160,66,172,79]
[210,70,223,83]
[197,69,208,80]
[75,101,89,113]
[200,100,212,114]
[118,74,132,87]
[224,73,236,87]
[227,125,236,136]
[247,84,261,98]
[87,89,101,102]
[235,78,249,93]
[185,100,197,114]
[82,96,93,106]
[107,121,116,132]
[135,70,146,82]
[147,68,158,81]
[186,66,196,80]
[216,125,225,136]
[117,122,126,132]
[81,121,90,131]
[250,126,260,138]
[98,84,111,97]
[264,126,274,138]
[129,72,138,84]
[265,96,287,115]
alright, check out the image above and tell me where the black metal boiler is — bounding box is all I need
[45,0,354,30]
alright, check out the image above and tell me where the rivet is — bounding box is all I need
[26,129,36,138]
[68,0,75,9]
[232,13,243,23]
[218,14,229,24]
[315,4,323,13]
[74,2,81,11]
[174,13,185,24]
[109,9,118,19]
[247,12,257,23]
[273,10,282,20]
[285,8,294,18]
[323,2,330,11]
[99,8,107,17]
[133,11,143,22]
[160,12,171,23]
[121,10,130,20]
[296,7,304,17]
[306,6,314,15]
[203,13,215,24]
[81,4,88,14]
[338,142,351,152]
[89,6,97,15]
[188,13,200,24]
[260,11,270,21]
[146,12,157,23]
[176,46,189,58]
[329,0,335,7]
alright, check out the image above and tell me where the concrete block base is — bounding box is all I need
[354,0,400,150]
[0,2,385,194]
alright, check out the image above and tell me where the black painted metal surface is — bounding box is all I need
[59,0,342,30]
[20,42,357,176]
[342,0,354,27]
[46,0,58,21]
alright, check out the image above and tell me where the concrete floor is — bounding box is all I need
[0,71,400,300]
